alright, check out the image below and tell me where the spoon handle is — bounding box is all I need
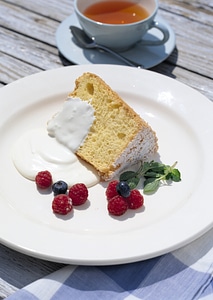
[96,44,144,69]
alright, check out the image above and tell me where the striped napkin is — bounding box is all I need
[7,227,213,300]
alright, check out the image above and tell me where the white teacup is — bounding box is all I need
[74,0,170,51]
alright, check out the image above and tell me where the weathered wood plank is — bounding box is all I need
[0,1,59,46]
[0,27,62,70]
[0,54,42,84]
[0,278,18,299]
[159,0,213,26]
[151,61,213,102]
[0,29,212,102]
[158,10,213,78]
[1,50,212,103]
[1,0,212,80]
[1,0,73,21]
[4,0,212,25]
[0,244,64,288]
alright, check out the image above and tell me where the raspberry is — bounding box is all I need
[52,194,72,215]
[35,170,52,189]
[107,195,128,216]
[68,183,88,206]
[126,189,144,209]
[106,180,119,200]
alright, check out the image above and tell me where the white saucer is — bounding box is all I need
[56,13,176,69]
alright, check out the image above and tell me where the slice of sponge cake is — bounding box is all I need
[69,72,158,180]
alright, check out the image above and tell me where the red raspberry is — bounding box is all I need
[35,170,52,189]
[126,189,144,209]
[106,180,119,200]
[107,195,128,216]
[68,183,88,206]
[52,194,72,215]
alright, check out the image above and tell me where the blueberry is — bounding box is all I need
[52,180,68,195]
[116,181,131,198]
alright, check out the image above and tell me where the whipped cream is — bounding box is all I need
[47,97,95,152]
[12,128,99,187]
[12,97,99,187]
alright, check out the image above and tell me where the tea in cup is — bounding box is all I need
[74,0,170,51]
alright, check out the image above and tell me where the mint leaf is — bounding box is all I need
[144,171,163,178]
[119,160,181,194]
[119,171,140,190]
[147,164,165,173]
[171,168,181,182]
[144,180,160,194]
[126,177,140,190]
[144,177,156,186]
[119,171,136,181]
[137,161,155,175]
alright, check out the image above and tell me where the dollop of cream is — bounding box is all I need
[12,128,99,187]
[47,97,95,152]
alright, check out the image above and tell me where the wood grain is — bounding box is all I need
[0,244,64,299]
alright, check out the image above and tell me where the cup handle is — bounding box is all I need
[140,20,170,46]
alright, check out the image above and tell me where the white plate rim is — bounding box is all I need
[0,65,213,265]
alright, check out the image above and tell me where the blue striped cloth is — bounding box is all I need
[7,227,213,300]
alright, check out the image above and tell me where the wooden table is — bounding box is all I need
[0,0,212,298]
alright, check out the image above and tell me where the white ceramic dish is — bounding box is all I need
[0,65,213,265]
[56,13,175,69]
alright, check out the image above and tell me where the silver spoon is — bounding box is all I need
[70,26,144,68]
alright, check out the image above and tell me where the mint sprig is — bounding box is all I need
[119,161,181,194]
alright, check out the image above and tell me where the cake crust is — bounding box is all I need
[69,72,158,180]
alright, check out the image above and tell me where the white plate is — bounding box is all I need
[0,65,213,265]
[56,13,175,69]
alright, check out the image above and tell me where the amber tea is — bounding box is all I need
[83,1,150,24]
